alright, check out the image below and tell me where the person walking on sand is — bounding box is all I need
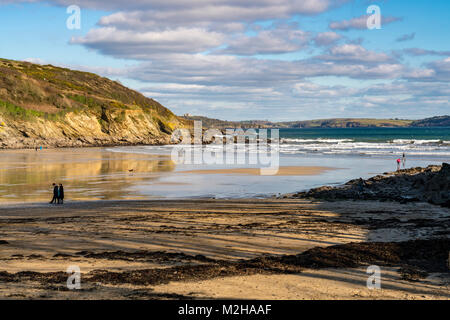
[58,184,64,204]
[396,158,401,171]
[50,183,58,204]
[402,153,406,168]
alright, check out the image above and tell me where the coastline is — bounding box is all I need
[0,145,447,202]
[2,124,450,151]
[0,146,449,299]
[0,140,176,151]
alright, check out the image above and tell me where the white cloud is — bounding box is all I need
[71,27,224,57]
[24,57,46,64]
[396,33,415,42]
[329,15,401,31]
[427,57,450,80]
[316,44,395,64]
[314,32,342,46]
[402,48,450,56]
[54,0,343,16]
[292,81,355,98]
[221,26,310,55]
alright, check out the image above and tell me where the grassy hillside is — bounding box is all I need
[183,116,450,129]
[0,58,190,148]
[181,116,415,129]
[287,118,413,128]
[411,116,450,127]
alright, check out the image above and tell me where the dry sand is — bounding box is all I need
[152,268,449,300]
[0,199,448,299]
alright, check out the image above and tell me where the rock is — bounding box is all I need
[291,163,450,206]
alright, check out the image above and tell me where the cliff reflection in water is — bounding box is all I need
[0,148,175,203]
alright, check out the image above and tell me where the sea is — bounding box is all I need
[278,127,450,157]
[105,127,450,199]
[1,127,449,203]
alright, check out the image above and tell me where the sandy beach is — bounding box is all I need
[0,198,448,299]
[2,0,450,304]
[0,147,449,300]
[179,166,336,176]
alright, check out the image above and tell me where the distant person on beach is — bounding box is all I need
[50,183,58,204]
[58,184,64,204]
[402,153,406,168]
[396,158,401,171]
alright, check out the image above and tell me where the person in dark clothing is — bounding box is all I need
[50,183,58,204]
[58,184,64,204]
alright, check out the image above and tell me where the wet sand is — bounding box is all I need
[0,199,448,299]
[179,166,336,176]
[0,148,176,203]
[0,148,339,203]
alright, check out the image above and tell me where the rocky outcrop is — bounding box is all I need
[290,164,450,207]
[0,58,190,149]
[0,109,175,149]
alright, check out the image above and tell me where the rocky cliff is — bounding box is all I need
[0,58,190,149]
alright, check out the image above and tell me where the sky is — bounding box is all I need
[0,0,449,121]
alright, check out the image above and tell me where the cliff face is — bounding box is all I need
[0,109,175,148]
[0,58,190,149]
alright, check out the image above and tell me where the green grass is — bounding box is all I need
[0,99,73,122]
[114,110,127,123]
[0,99,44,120]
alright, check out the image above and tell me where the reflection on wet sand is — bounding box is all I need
[0,148,175,203]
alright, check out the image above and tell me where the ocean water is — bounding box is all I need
[103,127,450,199]
[1,128,449,203]
[116,127,450,159]
[278,127,450,158]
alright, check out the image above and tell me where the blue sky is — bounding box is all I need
[0,0,449,121]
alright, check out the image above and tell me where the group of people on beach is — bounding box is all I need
[49,183,64,204]
[396,153,406,171]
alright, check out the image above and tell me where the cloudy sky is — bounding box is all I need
[0,0,449,121]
